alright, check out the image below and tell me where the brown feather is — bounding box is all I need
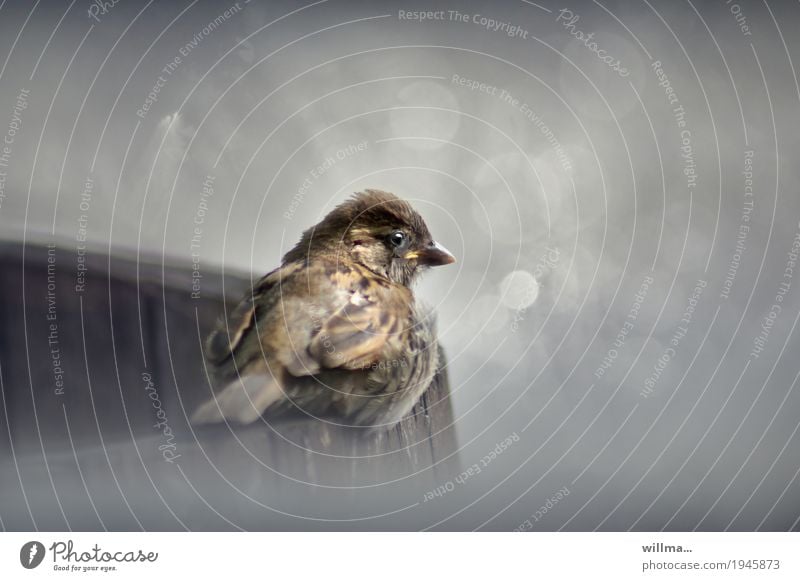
[193,189,452,428]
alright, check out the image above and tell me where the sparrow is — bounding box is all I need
[192,189,455,429]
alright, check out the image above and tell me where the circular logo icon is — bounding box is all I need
[20,541,45,569]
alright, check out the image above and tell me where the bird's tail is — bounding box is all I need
[191,372,283,425]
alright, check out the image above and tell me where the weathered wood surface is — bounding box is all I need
[0,241,459,530]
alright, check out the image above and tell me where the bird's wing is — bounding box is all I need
[195,266,293,426]
[205,294,258,365]
[307,296,400,371]
[194,261,406,425]
[205,260,405,377]
[204,264,292,366]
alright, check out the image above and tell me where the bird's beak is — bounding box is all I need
[410,241,456,267]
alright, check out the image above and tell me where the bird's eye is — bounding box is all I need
[388,230,408,249]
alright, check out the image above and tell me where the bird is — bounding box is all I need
[191,189,455,429]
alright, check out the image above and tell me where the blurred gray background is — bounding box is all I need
[0,0,799,531]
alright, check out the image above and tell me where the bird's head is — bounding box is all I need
[284,189,455,286]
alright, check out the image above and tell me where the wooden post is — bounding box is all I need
[0,241,459,530]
